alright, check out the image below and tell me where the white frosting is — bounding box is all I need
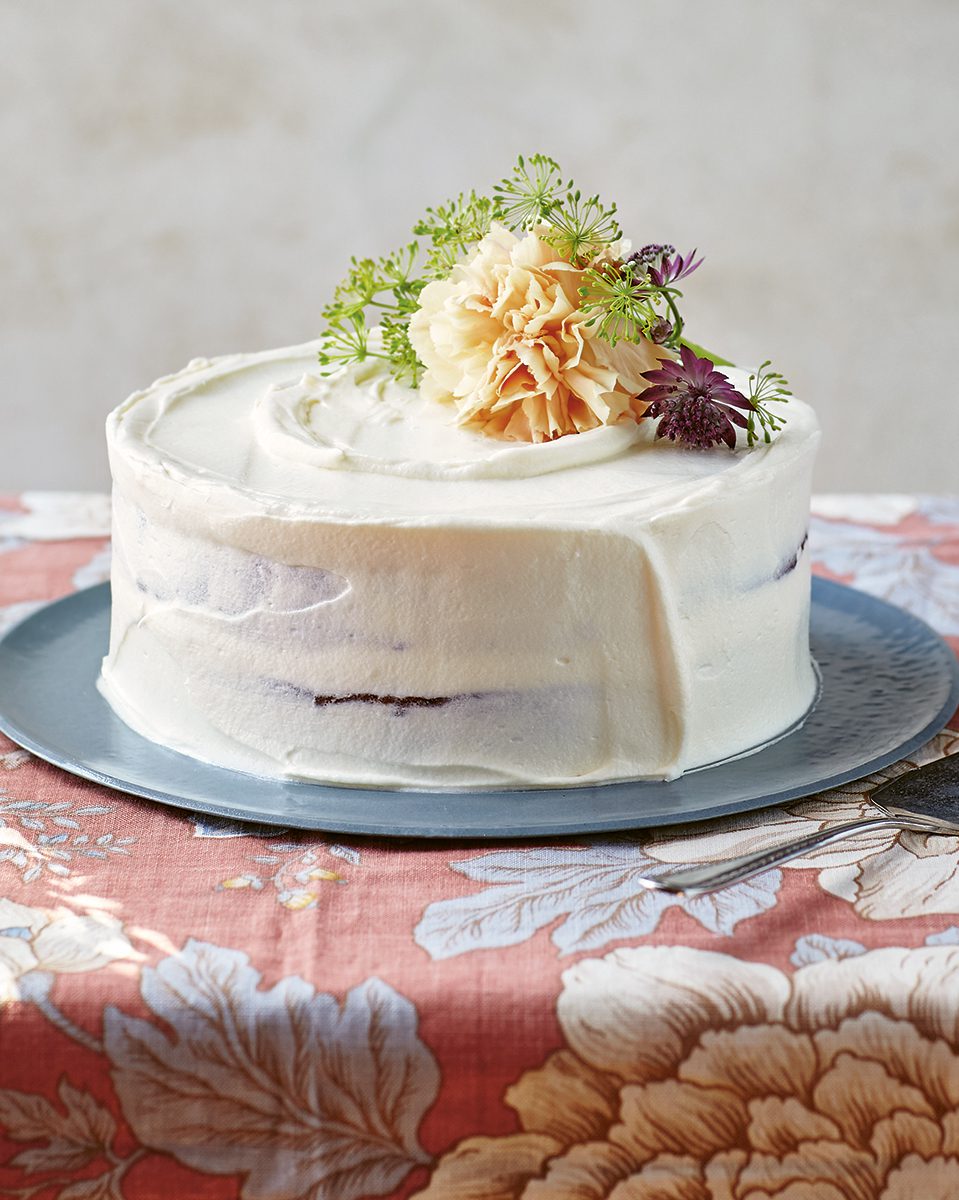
[252,363,646,480]
[100,341,820,790]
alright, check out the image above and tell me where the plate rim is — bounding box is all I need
[0,578,956,839]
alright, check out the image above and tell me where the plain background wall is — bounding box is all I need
[2,0,957,493]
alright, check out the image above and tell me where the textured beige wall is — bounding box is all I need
[2,0,957,491]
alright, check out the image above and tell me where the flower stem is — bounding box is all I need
[662,290,684,344]
[32,994,103,1055]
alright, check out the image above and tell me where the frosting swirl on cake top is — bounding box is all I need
[109,341,816,526]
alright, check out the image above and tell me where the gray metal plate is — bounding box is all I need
[0,579,956,839]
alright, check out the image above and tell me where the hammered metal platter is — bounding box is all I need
[0,579,956,839]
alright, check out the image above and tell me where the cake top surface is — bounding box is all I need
[108,341,818,526]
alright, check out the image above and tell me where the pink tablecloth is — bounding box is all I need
[1,491,958,1200]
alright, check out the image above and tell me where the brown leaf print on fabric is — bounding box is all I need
[414,945,959,1198]
[0,1076,144,1195]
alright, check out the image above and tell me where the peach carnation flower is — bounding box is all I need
[408,225,669,443]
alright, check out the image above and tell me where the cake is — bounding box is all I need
[98,156,820,790]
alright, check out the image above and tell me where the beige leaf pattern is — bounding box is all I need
[104,938,439,1200]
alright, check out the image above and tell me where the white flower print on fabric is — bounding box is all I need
[104,939,440,1200]
[915,494,959,526]
[0,898,137,1006]
[192,815,273,838]
[809,513,959,634]
[926,927,959,946]
[0,492,111,540]
[646,733,959,922]
[72,541,112,590]
[811,493,918,526]
[1,749,32,770]
[790,934,867,967]
[414,842,780,960]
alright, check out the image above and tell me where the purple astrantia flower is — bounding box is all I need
[626,244,702,287]
[647,317,673,344]
[647,248,703,288]
[640,345,752,449]
[628,243,675,269]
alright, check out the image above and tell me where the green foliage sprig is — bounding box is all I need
[492,154,565,228]
[544,189,621,264]
[317,244,426,384]
[318,154,623,382]
[577,261,660,346]
[745,361,793,446]
[493,154,621,262]
[412,191,498,279]
[578,245,703,352]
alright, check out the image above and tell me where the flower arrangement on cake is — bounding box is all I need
[99,153,819,791]
[318,154,790,450]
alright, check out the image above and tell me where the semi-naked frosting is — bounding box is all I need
[100,340,820,789]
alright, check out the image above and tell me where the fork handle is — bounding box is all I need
[642,816,917,896]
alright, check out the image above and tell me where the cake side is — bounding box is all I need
[98,345,819,789]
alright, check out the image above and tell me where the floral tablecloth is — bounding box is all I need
[1,490,958,1200]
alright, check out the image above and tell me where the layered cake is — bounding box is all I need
[99,157,820,790]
